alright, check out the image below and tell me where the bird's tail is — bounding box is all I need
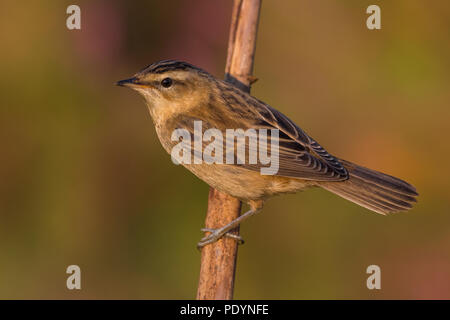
[320,159,418,214]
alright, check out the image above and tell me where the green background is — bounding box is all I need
[1,0,449,299]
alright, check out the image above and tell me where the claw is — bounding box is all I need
[196,207,260,249]
[197,228,244,249]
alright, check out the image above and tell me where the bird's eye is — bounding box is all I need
[161,77,173,88]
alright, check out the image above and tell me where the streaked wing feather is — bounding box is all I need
[168,89,349,181]
[245,100,348,181]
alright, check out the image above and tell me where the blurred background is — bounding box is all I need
[1,0,449,299]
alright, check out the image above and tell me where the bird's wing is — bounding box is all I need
[167,91,348,181]
[237,98,349,181]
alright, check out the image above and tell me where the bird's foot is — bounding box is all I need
[197,228,244,249]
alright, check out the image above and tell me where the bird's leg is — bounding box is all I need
[200,228,245,244]
[197,207,261,248]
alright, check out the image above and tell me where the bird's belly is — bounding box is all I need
[183,163,311,201]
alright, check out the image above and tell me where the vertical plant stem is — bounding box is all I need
[196,0,261,300]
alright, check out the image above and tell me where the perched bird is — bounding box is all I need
[117,60,418,247]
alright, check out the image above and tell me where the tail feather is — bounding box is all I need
[320,159,418,215]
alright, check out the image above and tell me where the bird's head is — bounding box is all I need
[117,60,214,120]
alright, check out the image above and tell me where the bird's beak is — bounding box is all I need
[116,77,137,87]
[116,77,147,88]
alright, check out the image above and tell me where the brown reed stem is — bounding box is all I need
[196,0,261,300]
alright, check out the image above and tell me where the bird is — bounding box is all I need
[117,59,418,248]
